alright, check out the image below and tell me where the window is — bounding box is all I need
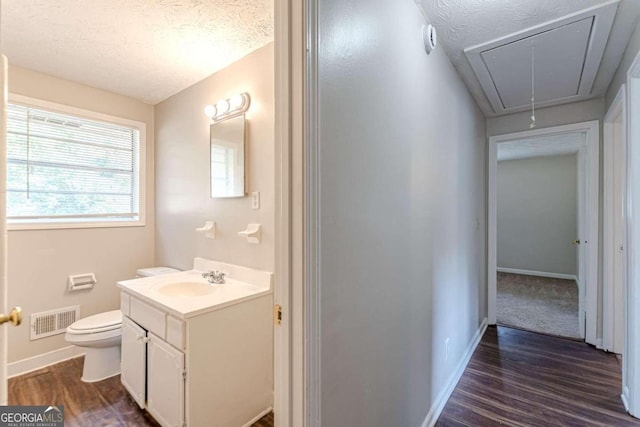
[6,97,145,229]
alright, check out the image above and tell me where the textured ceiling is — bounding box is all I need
[1,0,273,104]
[417,0,640,117]
[498,133,582,161]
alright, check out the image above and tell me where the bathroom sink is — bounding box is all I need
[118,258,274,317]
[156,282,215,297]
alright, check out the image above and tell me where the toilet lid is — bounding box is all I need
[68,310,122,333]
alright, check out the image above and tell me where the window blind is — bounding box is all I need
[7,103,141,224]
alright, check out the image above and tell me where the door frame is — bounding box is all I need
[487,120,599,345]
[273,1,306,426]
[0,55,7,405]
[603,84,626,354]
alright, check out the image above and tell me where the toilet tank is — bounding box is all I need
[136,267,180,278]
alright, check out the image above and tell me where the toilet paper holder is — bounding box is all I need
[68,273,96,291]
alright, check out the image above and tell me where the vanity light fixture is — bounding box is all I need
[204,92,251,122]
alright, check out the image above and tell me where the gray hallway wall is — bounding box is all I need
[497,154,578,276]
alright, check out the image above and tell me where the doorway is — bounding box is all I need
[488,121,600,345]
[496,143,582,339]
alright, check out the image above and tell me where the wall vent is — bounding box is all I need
[30,306,80,340]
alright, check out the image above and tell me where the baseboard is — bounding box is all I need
[242,407,272,427]
[8,346,85,378]
[622,390,631,415]
[497,267,577,282]
[420,318,488,427]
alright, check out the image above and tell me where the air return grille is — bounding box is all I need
[30,306,80,340]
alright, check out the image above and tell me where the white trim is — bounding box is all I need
[0,55,8,405]
[623,386,631,413]
[488,141,497,325]
[497,267,577,282]
[6,93,147,230]
[273,0,291,424]
[242,407,274,427]
[7,346,84,378]
[420,318,488,427]
[624,47,640,418]
[603,84,627,354]
[274,0,305,426]
[305,0,321,425]
[488,121,599,345]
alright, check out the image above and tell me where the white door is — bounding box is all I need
[577,145,586,339]
[121,317,147,408]
[147,332,185,427]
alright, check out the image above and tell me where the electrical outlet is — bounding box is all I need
[251,192,260,210]
[445,337,450,361]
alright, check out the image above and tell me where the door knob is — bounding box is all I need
[0,307,22,326]
[572,240,581,245]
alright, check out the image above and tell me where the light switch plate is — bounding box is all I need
[251,192,260,210]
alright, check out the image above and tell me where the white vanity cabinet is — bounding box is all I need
[121,316,147,408]
[121,309,185,427]
[118,273,273,427]
[146,333,185,427]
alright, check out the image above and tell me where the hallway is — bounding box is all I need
[436,326,638,426]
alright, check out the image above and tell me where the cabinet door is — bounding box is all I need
[121,316,147,408]
[147,332,185,427]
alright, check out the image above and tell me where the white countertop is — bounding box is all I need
[118,265,272,319]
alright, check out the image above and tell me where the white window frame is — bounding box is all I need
[7,94,146,230]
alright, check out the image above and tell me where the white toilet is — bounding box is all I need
[65,310,122,382]
[65,267,179,382]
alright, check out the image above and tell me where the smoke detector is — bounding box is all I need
[423,24,437,54]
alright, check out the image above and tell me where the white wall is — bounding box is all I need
[487,98,604,137]
[316,1,486,425]
[7,65,155,363]
[498,154,578,276]
[154,43,274,273]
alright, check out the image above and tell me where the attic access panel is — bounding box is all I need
[464,1,618,115]
[482,18,592,110]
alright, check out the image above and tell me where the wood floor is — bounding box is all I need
[9,329,638,426]
[436,326,640,426]
[8,356,274,427]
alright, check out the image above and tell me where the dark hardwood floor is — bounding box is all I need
[9,356,273,427]
[436,326,640,426]
[10,328,636,426]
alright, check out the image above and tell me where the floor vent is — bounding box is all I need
[30,306,80,340]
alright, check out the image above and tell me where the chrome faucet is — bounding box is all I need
[202,270,226,284]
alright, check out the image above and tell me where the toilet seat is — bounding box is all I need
[66,310,122,335]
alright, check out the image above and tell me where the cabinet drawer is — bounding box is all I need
[120,293,130,316]
[130,298,166,339]
[166,315,185,350]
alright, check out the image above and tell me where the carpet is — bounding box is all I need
[497,272,581,339]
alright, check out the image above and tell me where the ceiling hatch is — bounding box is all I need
[464,1,618,115]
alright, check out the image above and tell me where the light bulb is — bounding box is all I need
[216,99,230,114]
[229,94,244,110]
[204,104,216,118]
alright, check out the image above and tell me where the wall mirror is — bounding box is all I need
[210,115,246,198]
